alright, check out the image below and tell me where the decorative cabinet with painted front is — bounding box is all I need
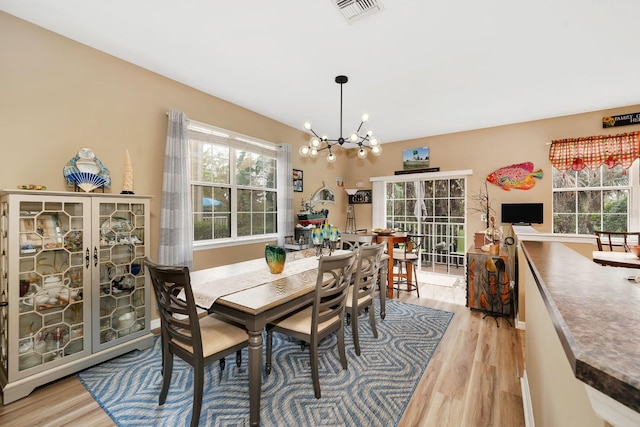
[0,190,154,404]
[466,246,516,325]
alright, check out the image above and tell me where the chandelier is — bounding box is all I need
[298,75,382,163]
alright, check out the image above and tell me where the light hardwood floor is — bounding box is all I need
[0,290,525,426]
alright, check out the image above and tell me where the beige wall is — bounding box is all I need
[3,10,640,268]
[0,11,332,271]
[345,111,640,240]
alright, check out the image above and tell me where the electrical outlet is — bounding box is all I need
[480,213,487,222]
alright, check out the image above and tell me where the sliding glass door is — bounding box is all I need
[372,170,471,273]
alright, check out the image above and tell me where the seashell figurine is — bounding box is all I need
[121,149,134,194]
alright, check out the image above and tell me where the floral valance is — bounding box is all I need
[549,131,640,171]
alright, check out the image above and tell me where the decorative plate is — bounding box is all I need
[63,148,111,189]
[17,184,47,190]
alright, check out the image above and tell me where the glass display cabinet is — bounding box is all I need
[0,190,153,404]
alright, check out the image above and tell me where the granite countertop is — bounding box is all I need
[520,241,640,412]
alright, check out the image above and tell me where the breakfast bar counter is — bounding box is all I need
[520,241,640,425]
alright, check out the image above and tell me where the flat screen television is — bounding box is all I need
[501,203,543,225]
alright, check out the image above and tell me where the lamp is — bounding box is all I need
[299,75,382,162]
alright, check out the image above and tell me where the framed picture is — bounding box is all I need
[403,147,430,170]
[348,190,372,204]
[293,169,303,192]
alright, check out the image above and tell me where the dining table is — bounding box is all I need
[374,232,411,298]
[592,250,640,268]
[188,247,388,426]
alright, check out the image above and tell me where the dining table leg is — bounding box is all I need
[385,239,394,299]
[247,328,263,426]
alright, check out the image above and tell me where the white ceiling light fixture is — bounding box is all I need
[299,75,382,162]
[334,0,384,23]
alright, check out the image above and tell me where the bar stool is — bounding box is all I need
[392,234,423,297]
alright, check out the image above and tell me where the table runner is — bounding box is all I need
[189,250,349,309]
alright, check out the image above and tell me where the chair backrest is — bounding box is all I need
[341,233,374,251]
[594,231,640,251]
[352,242,386,302]
[144,258,204,357]
[313,251,358,327]
[400,234,426,258]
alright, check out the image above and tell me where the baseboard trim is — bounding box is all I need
[150,318,160,331]
[521,370,535,427]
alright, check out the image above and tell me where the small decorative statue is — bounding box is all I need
[121,150,134,194]
[485,215,503,254]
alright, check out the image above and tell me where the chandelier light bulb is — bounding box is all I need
[303,121,312,130]
[299,145,310,156]
[310,147,319,158]
[369,137,380,147]
[321,135,328,142]
[361,113,369,122]
[350,133,359,142]
[367,130,374,137]
[372,145,382,156]
[357,148,368,159]
[327,152,336,163]
[310,137,321,148]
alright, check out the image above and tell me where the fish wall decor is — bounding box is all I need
[486,162,543,191]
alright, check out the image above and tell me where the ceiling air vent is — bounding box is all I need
[334,0,383,23]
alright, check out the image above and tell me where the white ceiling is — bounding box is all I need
[3,1,640,143]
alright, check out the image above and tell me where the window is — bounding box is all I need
[552,162,639,234]
[189,121,278,244]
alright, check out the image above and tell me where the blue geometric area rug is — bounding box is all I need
[78,300,453,427]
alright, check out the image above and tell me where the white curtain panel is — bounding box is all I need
[276,144,293,246]
[158,109,194,269]
[413,180,426,220]
[371,180,385,229]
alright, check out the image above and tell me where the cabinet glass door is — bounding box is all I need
[14,198,90,378]
[94,200,147,350]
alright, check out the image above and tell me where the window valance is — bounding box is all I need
[549,131,640,171]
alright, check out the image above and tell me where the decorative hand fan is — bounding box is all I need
[66,172,107,192]
[63,148,111,190]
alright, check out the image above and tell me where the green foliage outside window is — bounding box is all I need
[189,123,278,243]
[552,165,630,234]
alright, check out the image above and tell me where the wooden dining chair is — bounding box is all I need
[265,250,357,399]
[346,242,385,356]
[341,232,387,320]
[144,258,249,427]
[341,232,374,250]
[594,231,640,252]
[392,234,424,297]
